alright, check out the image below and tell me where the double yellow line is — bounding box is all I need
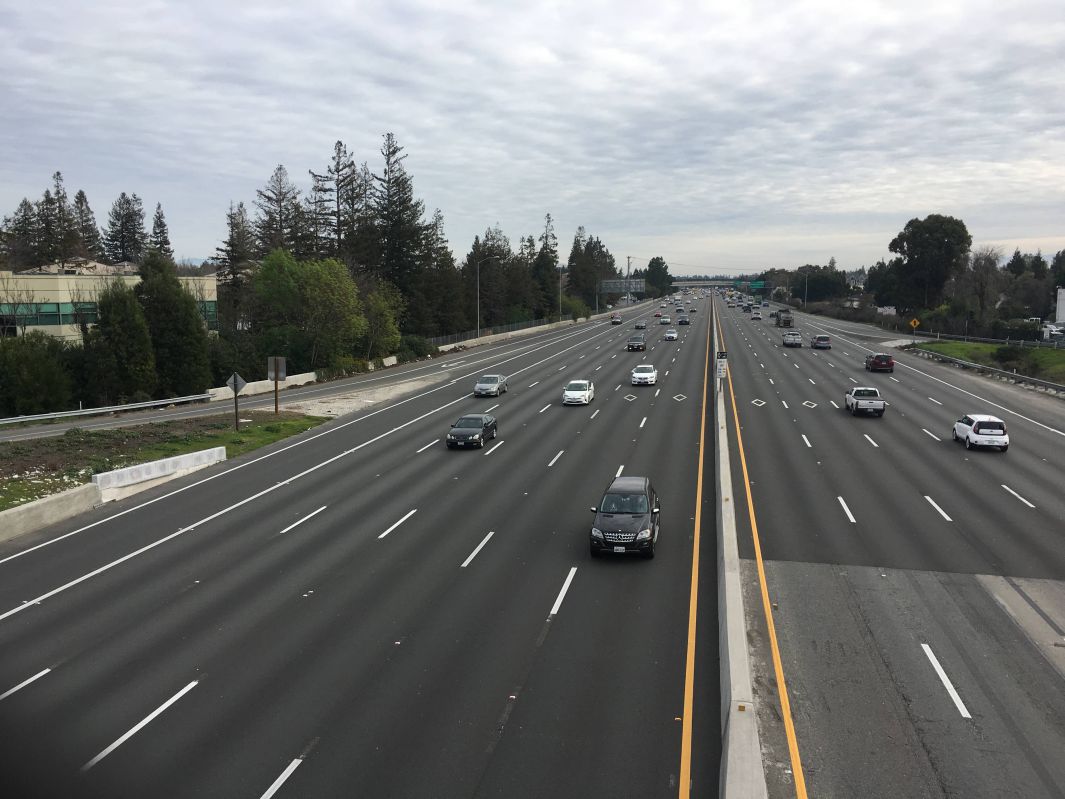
[677,305,808,798]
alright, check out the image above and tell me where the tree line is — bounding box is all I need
[0,133,677,415]
[754,215,1064,338]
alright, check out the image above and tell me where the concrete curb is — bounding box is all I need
[0,448,227,544]
[715,301,769,798]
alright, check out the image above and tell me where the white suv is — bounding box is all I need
[952,414,1009,452]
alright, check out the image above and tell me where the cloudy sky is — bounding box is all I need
[3,0,1064,275]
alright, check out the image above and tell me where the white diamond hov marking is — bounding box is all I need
[803,401,817,408]
[751,399,766,407]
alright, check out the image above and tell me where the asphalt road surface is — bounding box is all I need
[719,301,1065,798]
[0,303,721,798]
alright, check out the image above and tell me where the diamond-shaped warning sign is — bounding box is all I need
[624,394,638,402]
[751,399,766,407]
[672,394,687,402]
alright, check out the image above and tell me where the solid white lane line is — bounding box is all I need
[1001,485,1035,508]
[82,681,199,771]
[460,531,495,568]
[279,506,327,535]
[483,440,504,455]
[548,450,565,467]
[928,397,943,406]
[921,644,972,719]
[549,567,578,616]
[864,434,879,448]
[829,400,839,408]
[590,409,600,419]
[781,400,789,409]
[528,382,539,388]
[539,404,551,413]
[416,439,439,453]
[259,758,304,799]
[616,464,624,477]
[838,496,856,523]
[379,509,417,539]
[801,435,812,448]
[0,668,50,702]
[925,496,953,521]
[639,417,647,428]
[922,429,941,441]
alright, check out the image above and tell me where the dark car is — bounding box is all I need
[446,414,497,448]
[677,315,690,325]
[865,353,895,372]
[634,320,647,329]
[627,333,647,351]
[590,475,661,558]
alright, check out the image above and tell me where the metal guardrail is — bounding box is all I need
[912,348,1065,393]
[0,393,212,427]
[911,329,1065,349]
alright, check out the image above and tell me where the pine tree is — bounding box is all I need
[103,192,148,264]
[149,203,174,259]
[136,250,211,396]
[254,164,301,255]
[309,140,357,259]
[1,199,40,270]
[72,190,104,261]
[531,213,558,318]
[372,133,425,295]
[88,279,157,403]
[215,202,257,282]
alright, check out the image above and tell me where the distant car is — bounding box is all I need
[664,328,678,341]
[660,303,667,308]
[751,311,762,320]
[631,364,658,385]
[761,301,769,307]
[865,353,894,372]
[634,320,647,329]
[689,306,697,312]
[727,302,736,308]
[610,314,622,325]
[782,331,802,347]
[563,379,595,405]
[446,414,497,448]
[810,334,831,349]
[590,475,661,558]
[627,334,647,351]
[953,414,1009,452]
[743,304,752,313]
[660,315,671,325]
[473,374,508,396]
[677,315,690,325]
[654,311,662,317]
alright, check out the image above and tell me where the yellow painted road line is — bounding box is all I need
[679,308,711,797]
[719,311,809,798]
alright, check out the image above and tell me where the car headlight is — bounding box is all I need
[636,529,652,541]
[591,528,604,540]
[470,433,480,440]
[447,433,455,439]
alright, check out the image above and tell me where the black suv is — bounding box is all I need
[627,334,647,351]
[590,476,661,558]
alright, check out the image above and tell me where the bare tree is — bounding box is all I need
[0,270,39,335]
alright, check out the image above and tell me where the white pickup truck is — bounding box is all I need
[845,386,886,417]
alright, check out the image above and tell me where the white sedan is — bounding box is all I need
[664,328,678,341]
[631,364,658,385]
[562,379,595,405]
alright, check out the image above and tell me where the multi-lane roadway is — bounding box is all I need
[0,304,721,798]
[719,301,1065,798]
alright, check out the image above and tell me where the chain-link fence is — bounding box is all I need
[428,317,553,347]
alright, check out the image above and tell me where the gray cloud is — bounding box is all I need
[2,0,1063,274]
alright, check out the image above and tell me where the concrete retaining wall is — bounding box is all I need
[0,483,99,545]
[208,372,317,402]
[92,447,226,503]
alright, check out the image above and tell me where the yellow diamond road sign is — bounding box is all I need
[910,318,920,329]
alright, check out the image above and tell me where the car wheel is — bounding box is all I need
[850,404,857,416]
[951,428,958,441]
[889,368,894,373]
[590,544,600,558]
[643,540,656,559]
[877,410,884,417]
[965,437,974,450]
[1000,444,1008,452]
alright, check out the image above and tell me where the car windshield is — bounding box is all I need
[634,366,653,373]
[566,382,588,391]
[455,417,483,428]
[478,376,498,384]
[600,493,649,514]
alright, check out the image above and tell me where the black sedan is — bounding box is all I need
[446,414,498,448]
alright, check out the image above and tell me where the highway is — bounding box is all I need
[719,301,1065,798]
[0,304,721,798]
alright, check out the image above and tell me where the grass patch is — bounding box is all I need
[916,341,1065,384]
[0,411,326,513]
